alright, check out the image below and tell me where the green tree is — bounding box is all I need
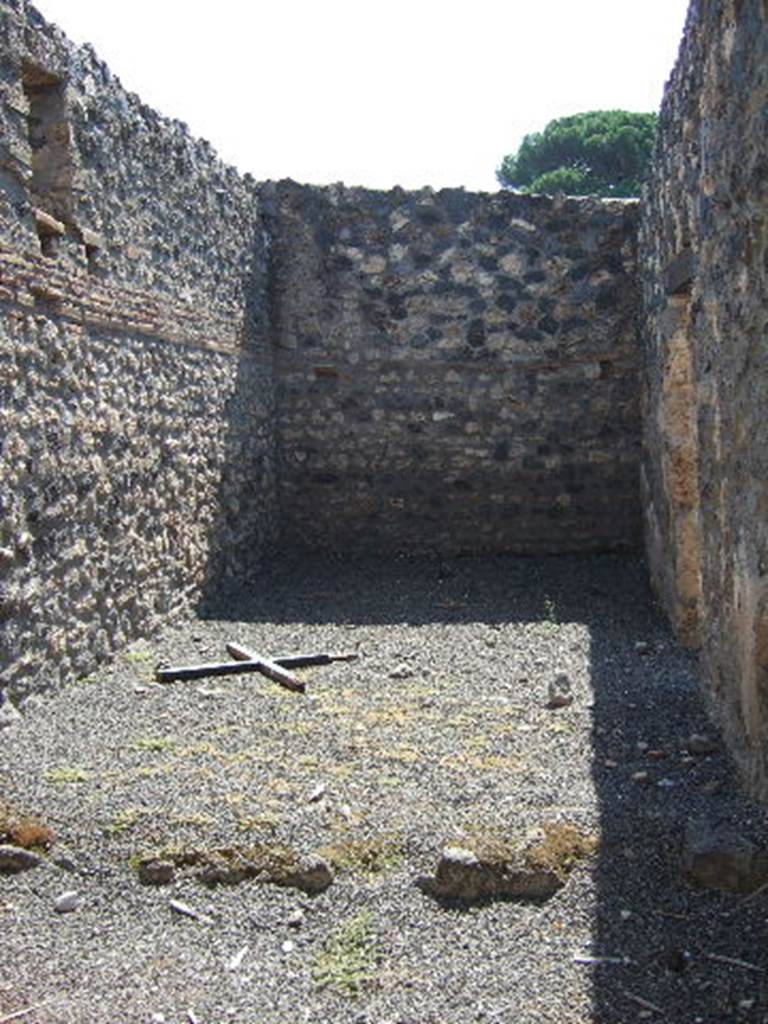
[497,110,658,198]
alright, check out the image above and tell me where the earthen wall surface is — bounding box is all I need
[641,0,768,796]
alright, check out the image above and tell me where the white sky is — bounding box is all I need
[34,0,690,192]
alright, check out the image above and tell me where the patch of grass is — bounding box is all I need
[176,742,227,759]
[543,595,559,622]
[313,911,380,996]
[124,650,154,664]
[264,778,297,796]
[168,813,213,828]
[237,813,281,835]
[377,745,420,765]
[324,763,354,780]
[74,673,100,686]
[363,705,411,728]
[134,736,177,753]
[103,807,147,836]
[132,843,305,886]
[318,836,404,875]
[524,823,599,881]
[440,752,523,773]
[45,767,90,784]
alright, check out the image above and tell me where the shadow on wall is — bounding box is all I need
[203,550,768,1022]
[197,228,278,614]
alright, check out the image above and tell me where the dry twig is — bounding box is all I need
[0,1004,53,1024]
[622,990,664,1014]
[706,952,764,973]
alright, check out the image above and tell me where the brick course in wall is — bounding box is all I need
[0,0,276,702]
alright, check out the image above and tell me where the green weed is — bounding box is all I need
[313,911,380,995]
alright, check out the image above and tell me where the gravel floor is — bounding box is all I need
[2,552,768,1024]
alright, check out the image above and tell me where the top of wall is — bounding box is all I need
[0,0,262,321]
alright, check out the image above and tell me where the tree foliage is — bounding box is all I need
[497,110,658,198]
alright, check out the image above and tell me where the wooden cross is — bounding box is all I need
[156,641,357,693]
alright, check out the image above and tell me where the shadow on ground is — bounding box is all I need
[203,550,768,1023]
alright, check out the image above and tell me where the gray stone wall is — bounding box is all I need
[0,1,276,702]
[0,1,262,315]
[264,181,641,554]
[641,0,768,796]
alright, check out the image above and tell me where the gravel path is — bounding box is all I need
[2,552,768,1024]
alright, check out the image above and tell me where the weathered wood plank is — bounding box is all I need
[276,652,359,668]
[156,651,358,684]
[156,660,267,683]
[226,642,305,693]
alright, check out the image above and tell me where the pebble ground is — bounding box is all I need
[2,552,768,1024]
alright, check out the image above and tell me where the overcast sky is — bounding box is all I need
[34,0,691,192]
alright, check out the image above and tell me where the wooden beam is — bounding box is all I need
[156,659,271,683]
[276,651,358,668]
[225,642,305,692]
[156,649,359,687]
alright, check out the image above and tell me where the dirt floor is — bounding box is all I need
[2,553,768,1023]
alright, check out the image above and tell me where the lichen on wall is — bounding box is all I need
[641,0,768,797]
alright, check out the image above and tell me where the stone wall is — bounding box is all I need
[0,1,276,701]
[264,181,641,554]
[641,0,768,796]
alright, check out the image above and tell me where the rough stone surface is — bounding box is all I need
[53,889,80,913]
[264,181,641,554]
[137,859,176,886]
[682,818,768,894]
[424,839,565,903]
[0,843,45,872]
[277,853,335,895]
[0,1,277,702]
[640,0,768,798]
[547,672,574,708]
[0,695,22,728]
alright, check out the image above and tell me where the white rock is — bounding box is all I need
[281,940,295,954]
[389,664,413,680]
[226,945,248,971]
[54,890,80,913]
[0,699,22,729]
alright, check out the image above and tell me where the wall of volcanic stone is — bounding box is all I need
[263,180,641,554]
[641,0,768,796]
[0,1,276,701]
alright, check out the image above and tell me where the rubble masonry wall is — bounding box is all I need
[641,0,768,796]
[265,181,641,554]
[0,0,276,698]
